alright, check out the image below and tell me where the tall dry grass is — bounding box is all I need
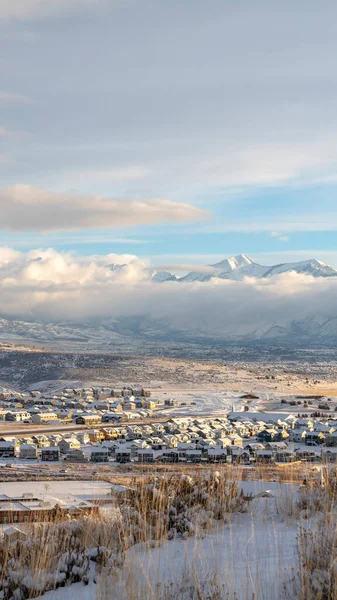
[1,465,337,599]
[283,466,337,600]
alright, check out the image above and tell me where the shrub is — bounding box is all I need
[119,472,246,544]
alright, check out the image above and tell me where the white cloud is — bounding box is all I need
[0,0,109,20]
[1,248,337,340]
[270,232,289,242]
[153,264,218,274]
[0,91,33,103]
[0,185,206,232]
[4,2,337,197]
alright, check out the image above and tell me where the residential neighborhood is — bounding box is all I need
[0,386,336,465]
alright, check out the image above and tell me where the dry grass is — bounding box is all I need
[117,470,245,546]
[282,467,337,600]
[1,466,337,599]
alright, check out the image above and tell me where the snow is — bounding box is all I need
[30,516,299,600]
[154,390,260,416]
[33,480,300,600]
[179,254,337,283]
[32,577,95,600]
[0,480,112,499]
[120,516,297,599]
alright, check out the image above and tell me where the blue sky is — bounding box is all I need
[2,0,337,269]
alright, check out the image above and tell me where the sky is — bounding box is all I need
[1,0,337,269]
[2,1,337,332]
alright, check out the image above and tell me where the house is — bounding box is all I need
[65,449,89,462]
[228,434,243,447]
[31,412,59,424]
[207,448,228,463]
[325,432,337,447]
[31,435,50,448]
[257,429,280,443]
[126,425,142,440]
[0,442,15,458]
[19,444,37,460]
[131,439,151,453]
[95,401,110,411]
[100,428,118,441]
[185,449,202,463]
[116,448,131,463]
[101,441,118,456]
[0,494,98,524]
[5,411,30,422]
[150,438,167,451]
[77,432,90,444]
[102,412,122,423]
[123,400,136,411]
[41,447,60,461]
[321,449,337,463]
[75,414,101,426]
[255,450,274,463]
[265,442,288,452]
[305,431,325,446]
[288,429,306,443]
[143,399,156,410]
[230,447,250,464]
[295,449,319,462]
[244,442,265,456]
[90,447,109,462]
[88,429,103,443]
[177,442,196,454]
[58,438,81,454]
[162,450,179,463]
[274,449,295,463]
[137,448,154,463]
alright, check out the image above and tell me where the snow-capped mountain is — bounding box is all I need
[101,254,337,283]
[151,270,178,283]
[178,254,337,282]
[0,254,337,352]
[262,258,337,278]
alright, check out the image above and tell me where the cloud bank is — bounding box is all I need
[1,248,337,339]
[0,185,206,232]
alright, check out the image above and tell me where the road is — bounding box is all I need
[0,416,172,437]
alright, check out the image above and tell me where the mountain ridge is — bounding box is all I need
[154,254,337,282]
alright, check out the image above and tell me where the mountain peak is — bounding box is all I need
[211,253,256,271]
[178,254,337,284]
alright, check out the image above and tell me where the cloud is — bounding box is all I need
[1,248,337,341]
[153,264,219,274]
[0,91,33,103]
[3,1,337,199]
[0,185,206,232]
[270,232,289,242]
[0,0,109,20]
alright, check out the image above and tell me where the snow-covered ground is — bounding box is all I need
[153,388,327,417]
[31,481,300,600]
[154,390,262,416]
[121,514,297,599]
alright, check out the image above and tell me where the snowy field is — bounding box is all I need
[153,388,325,417]
[154,390,262,416]
[31,481,300,600]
